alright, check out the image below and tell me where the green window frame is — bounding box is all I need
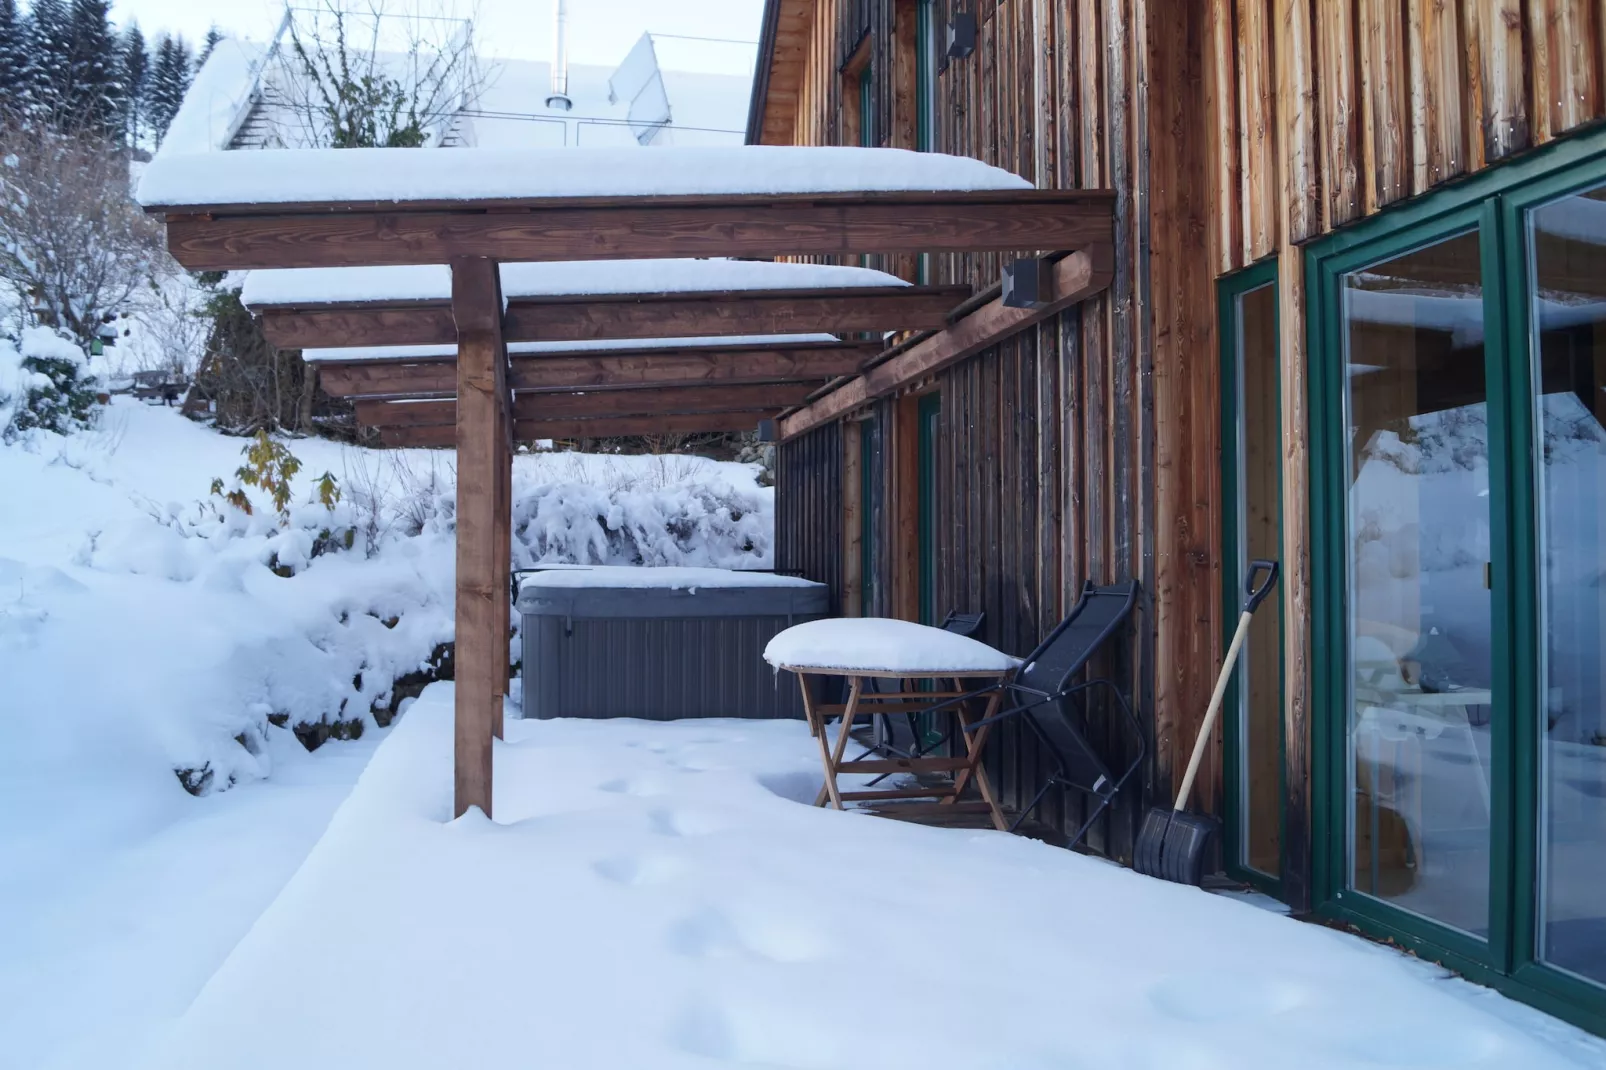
[915,0,936,154]
[1219,258,1286,899]
[860,416,881,616]
[917,391,941,625]
[1307,126,1606,1037]
[858,64,875,148]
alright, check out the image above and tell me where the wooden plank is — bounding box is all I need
[503,287,969,343]
[260,287,970,350]
[318,343,876,398]
[842,418,863,616]
[893,392,919,620]
[1469,0,1530,161]
[1278,0,1320,242]
[160,192,1120,271]
[359,383,812,427]
[1317,0,1362,229]
[491,342,510,742]
[1239,0,1278,260]
[778,247,1114,439]
[1530,0,1602,139]
[379,410,777,448]
[1359,0,1408,210]
[1206,0,1242,273]
[1412,0,1468,191]
[451,256,503,820]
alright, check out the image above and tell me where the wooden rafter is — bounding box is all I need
[777,248,1115,439]
[255,286,969,350]
[153,189,1116,271]
[379,410,776,448]
[357,382,813,429]
[316,341,877,399]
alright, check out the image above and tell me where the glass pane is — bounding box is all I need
[1342,230,1494,937]
[1529,182,1606,988]
[1234,281,1283,877]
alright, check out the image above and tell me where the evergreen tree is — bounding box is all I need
[120,22,146,146]
[23,0,73,122]
[66,0,119,137]
[0,0,25,113]
[146,32,191,146]
[196,25,222,70]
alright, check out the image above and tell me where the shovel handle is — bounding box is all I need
[1172,560,1282,812]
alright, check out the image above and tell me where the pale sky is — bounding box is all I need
[106,1,766,76]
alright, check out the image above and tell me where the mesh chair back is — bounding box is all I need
[1015,581,1138,695]
[1011,581,1139,795]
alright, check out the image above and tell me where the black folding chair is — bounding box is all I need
[916,581,1145,841]
[858,611,985,772]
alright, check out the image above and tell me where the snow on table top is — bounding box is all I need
[520,566,822,591]
[764,617,1019,674]
[136,146,1034,208]
[139,687,1603,1070]
[240,259,909,309]
[301,334,844,363]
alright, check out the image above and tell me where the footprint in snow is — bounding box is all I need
[591,851,688,887]
[648,807,729,838]
[666,906,830,963]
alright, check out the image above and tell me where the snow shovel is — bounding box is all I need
[1134,558,1280,886]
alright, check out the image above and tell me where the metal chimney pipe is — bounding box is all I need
[546,0,572,110]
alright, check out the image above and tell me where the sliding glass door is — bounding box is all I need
[1311,132,1606,1034]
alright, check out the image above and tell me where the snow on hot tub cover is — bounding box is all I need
[764,617,1020,674]
[240,258,909,310]
[520,566,823,592]
[136,146,1033,208]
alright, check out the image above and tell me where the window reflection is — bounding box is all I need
[1342,231,1493,937]
[1530,183,1606,989]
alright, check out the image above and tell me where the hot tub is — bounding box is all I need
[516,566,829,720]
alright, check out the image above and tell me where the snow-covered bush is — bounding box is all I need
[514,478,770,568]
[0,327,99,439]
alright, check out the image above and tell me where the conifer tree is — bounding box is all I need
[196,25,222,70]
[0,0,25,113]
[66,0,119,137]
[146,32,191,146]
[23,0,73,122]
[120,22,146,147]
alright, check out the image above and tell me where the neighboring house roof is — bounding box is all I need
[160,27,752,158]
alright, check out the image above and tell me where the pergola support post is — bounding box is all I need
[451,256,505,819]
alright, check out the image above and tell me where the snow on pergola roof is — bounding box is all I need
[241,259,908,310]
[302,335,844,364]
[136,146,1033,209]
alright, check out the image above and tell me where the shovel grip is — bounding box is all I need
[1244,559,1280,613]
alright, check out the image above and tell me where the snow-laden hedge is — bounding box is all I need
[0,327,99,440]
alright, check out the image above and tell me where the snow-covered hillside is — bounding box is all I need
[0,398,772,1067]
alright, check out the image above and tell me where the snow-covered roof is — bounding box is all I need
[301,335,843,363]
[137,146,1034,208]
[240,259,909,309]
[518,566,821,591]
[159,38,271,155]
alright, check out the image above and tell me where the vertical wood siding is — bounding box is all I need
[766,0,1606,874]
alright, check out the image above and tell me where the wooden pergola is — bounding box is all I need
[141,147,1114,819]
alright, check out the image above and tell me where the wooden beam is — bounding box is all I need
[259,287,969,350]
[158,190,1118,271]
[359,383,814,428]
[378,410,775,448]
[778,247,1113,440]
[451,256,503,820]
[318,343,876,399]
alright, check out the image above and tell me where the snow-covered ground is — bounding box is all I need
[142,688,1606,1070]
[0,399,771,1068]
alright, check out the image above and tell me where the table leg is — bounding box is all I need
[947,682,1008,831]
[817,677,863,811]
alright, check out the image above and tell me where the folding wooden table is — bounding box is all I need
[776,664,1014,831]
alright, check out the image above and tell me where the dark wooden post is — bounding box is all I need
[492,339,512,741]
[451,257,504,818]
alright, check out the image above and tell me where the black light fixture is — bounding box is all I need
[947,12,976,59]
[1001,258,1054,309]
[756,418,778,443]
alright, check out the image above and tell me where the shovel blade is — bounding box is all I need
[1133,806,1215,886]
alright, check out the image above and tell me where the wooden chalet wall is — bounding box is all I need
[775,421,845,614]
[767,0,1606,878]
